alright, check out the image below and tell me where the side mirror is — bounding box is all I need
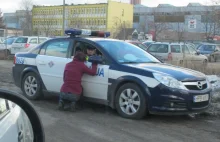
[215,49,219,52]
[196,51,200,55]
[0,89,45,142]
[88,55,104,64]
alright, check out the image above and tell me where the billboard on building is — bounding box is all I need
[188,19,196,29]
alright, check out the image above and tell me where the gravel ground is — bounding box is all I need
[0,60,220,142]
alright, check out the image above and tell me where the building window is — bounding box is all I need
[103,20,106,25]
[154,15,185,23]
[133,16,140,22]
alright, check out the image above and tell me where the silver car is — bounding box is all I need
[11,36,49,54]
[147,42,208,65]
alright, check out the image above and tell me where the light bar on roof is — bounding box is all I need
[65,28,110,37]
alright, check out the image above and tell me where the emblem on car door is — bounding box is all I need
[48,61,54,68]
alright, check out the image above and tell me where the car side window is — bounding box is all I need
[29,38,38,44]
[188,45,196,54]
[148,44,168,53]
[170,45,181,53]
[182,45,190,54]
[73,41,109,65]
[40,40,70,58]
[0,99,9,119]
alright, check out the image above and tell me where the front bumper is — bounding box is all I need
[148,84,212,115]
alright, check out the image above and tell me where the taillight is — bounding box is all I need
[168,53,173,61]
[25,43,30,48]
[13,56,16,64]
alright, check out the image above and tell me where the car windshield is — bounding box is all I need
[96,40,160,64]
[3,38,16,45]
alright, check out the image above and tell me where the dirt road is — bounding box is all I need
[0,60,220,142]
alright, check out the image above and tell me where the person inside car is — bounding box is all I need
[58,51,98,112]
[85,45,96,61]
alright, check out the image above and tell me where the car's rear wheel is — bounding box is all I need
[115,83,147,119]
[21,72,43,100]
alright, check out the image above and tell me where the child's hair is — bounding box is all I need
[74,51,86,61]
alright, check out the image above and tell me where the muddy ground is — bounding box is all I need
[0,60,220,142]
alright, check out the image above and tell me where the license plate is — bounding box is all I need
[193,94,209,103]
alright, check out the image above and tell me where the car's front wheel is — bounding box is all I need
[21,72,43,100]
[115,83,148,119]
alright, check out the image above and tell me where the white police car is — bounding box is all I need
[12,29,212,119]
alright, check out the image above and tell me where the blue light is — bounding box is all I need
[65,28,111,38]
[104,32,110,38]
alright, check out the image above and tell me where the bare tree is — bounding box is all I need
[148,21,171,41]
[0,10,5,28]
[19,0,33,36]
[111,16,132,39]
[176,22,185,42]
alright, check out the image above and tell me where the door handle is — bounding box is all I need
[18,131,24,142]
[38,61,46,65]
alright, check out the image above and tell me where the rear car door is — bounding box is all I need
[11,37,28,54]
[36,38,72,92]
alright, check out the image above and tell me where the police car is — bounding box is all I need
[12,29,212,119]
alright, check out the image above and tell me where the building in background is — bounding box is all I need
[32,1,133,37]
[3,10,32,36]
[133,3,220,41]
[130,0,141,5]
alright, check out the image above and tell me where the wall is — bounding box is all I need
[107,1,133,34]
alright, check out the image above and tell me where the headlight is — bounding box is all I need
[153,73,188,90]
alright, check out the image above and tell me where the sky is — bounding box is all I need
[1,0,211,13]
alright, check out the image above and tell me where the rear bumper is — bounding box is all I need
[148,84,212,115]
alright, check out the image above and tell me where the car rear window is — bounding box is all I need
[171,45,181,53]
[147,44,168,53]
[15,37,28,43]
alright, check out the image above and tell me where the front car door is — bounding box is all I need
[187,44,203,64]
[36,38,73,92]
[72,40,110,101]
[182,45,192,62]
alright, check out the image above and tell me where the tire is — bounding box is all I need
[115,83,147,119]
[21,72,43,100]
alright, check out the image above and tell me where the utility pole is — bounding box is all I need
[62,0,65,36]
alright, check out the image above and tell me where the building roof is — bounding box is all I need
[187,3,202,7]
[157,4,174,7]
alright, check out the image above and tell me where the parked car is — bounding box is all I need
[12,29,211,119]
[147,42,208,65]
[196,43,220,61]
[0,37,18,54]
[142,41,154,47]
[10,36,49,54]
[209,46,220,62]
[125,40,148,51]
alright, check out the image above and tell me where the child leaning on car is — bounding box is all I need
[58,51,98,111]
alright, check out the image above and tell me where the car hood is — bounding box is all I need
[123,63,206,81]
